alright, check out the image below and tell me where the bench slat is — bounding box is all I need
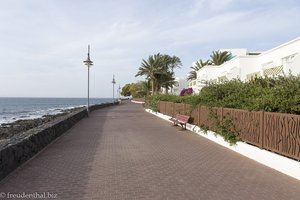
[169,114,190,129]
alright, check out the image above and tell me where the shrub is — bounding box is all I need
[180,88,193,96]
[147,75,300,114]
[146,75,300,145]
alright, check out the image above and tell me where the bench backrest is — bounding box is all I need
[176,114,190,123]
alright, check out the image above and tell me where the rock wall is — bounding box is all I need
[0,102,115,180]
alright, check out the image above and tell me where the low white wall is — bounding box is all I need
[131,100,145,104]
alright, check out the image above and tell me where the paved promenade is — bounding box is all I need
[0,102,300,200]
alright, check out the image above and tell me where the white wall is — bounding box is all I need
[218,57,240,79]
[196,66,222,91]
[239,57,259,80]
[258,38,300,70]
[287,54,300,75]
[172,77,188,95]
[196,56,258,89]
[190,37,300,93]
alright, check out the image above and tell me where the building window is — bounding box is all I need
[282,53,298,63]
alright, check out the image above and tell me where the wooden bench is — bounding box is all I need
[169,114,190,130]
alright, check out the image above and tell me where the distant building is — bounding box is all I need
[172,77,188,95]
[162,77,188,95]
[189,37,300,93]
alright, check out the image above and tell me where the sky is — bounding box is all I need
[0,0,300,98]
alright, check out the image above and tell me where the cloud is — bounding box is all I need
[209,0,234,11]
[188,0,234,16]
[0,0,299,97]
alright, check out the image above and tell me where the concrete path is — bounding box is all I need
[0,102,300,200]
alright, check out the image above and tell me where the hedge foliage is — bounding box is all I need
[146,75,300,114]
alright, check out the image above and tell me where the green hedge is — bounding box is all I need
[146,75,300,114]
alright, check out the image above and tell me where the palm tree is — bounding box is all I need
[136,81,151,97]
[187,59,210,81]
[187,70,197,81]
[135,54,165,95]
[167,55,182,72]
[158,71,177,94]
[161,55,182,93]
[140,80,151,96]
[210,50,232,65]
[136,53,181,95]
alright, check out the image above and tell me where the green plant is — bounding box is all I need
[199,124,209,134]
[217,117,239,145]
[146,75,300,114]
[208,109,239,145]
[145,75,300,145]
[144,95,160,112]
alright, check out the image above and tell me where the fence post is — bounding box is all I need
[158,101,161,112]
[259,111,264,149]
[199,106,202,126]
[165,101,167,115]
[198,106,201,126]
[172,102,175,117]
[221,107,224,122]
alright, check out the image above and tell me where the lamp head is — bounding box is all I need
[83,45,93,66]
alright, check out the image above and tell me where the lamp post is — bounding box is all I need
[112,75,116,103]
[118,84,121,100]
[83,45,93,116]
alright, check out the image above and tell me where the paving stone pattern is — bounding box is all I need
[0,102,300,200]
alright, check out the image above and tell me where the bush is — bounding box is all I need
[146,75,300,145]
[180,88,193,96]
[146,75,300,114]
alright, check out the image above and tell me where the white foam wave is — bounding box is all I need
[0,105,85,126]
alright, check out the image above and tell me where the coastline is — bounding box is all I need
[0,97,113,126]
[0,102,116,180]
[0,107,84,141]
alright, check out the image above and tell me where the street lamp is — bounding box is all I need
[112,75,116,102]
[83,45,93,116]
[118,84,121,100]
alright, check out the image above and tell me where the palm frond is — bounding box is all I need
[210,50,232,65]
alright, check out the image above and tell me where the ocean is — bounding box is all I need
[0,97,112,125]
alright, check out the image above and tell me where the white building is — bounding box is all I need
[189,37,300,93]
[172,77,188,95]
[162,77,188,95]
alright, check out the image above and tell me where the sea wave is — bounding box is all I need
[0,97,111,126]
[0,105,85,125]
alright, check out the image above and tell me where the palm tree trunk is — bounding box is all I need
[151,79,154,95]
[170,68,173,94]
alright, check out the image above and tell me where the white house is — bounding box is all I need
[190,37,300,92]
[162,77,188,95]
[172,77,188,95]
